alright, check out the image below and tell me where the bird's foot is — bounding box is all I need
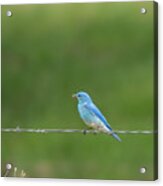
[93,130,98,135]
[83,129,88,135]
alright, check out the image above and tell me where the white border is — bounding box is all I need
[0,0,156,5]
[0,1,162,186]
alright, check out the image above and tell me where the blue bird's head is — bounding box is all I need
[72,91,92,104]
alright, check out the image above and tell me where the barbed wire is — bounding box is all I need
[1,127,157,135]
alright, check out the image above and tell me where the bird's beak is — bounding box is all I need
[72,94,77,99]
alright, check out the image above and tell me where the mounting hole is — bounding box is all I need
[6,163,12,170]
[6,10,12,17]
[140,8,147,14]
[140,167,146,174]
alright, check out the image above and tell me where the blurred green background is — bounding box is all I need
[2,2,155,180]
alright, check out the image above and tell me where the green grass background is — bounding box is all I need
[2,2,156,180]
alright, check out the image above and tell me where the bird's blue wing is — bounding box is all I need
[84,103,113,131]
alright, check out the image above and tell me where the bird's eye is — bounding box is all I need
[78,94,81,97]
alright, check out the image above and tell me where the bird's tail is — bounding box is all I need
[112,132,122,142]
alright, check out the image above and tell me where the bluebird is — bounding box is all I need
[72,91,121,142]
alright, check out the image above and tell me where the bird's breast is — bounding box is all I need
[77,103,93,124]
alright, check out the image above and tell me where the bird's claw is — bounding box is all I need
[83,129,88,135]
[93,130,98,135]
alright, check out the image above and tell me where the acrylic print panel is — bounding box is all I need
[1,1,158,180]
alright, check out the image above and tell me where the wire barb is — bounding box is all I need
[1,128,157,134]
